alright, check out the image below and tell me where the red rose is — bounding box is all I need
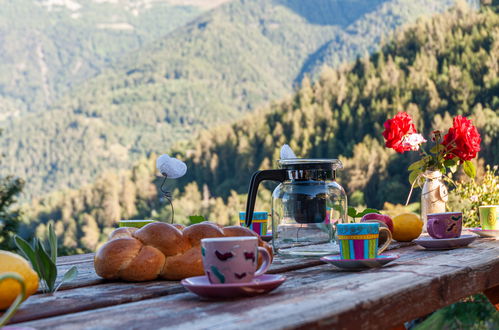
[382,112,417,153]
[442,116,481,161]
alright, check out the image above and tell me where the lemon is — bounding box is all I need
[0,250,39,310]
[392,213,423,242]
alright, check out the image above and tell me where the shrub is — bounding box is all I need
[448,165,499,228]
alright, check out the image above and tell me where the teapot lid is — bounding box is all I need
[278,158,343,170]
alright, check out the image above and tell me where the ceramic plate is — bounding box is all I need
[468,228,499,238]
[320,254,399,270]
[181,274,286,299]
[414,234,478,250]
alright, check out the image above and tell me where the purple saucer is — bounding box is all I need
[320,254,399,270]
[414,234,478,250]
[468,228,499,238]
[181,274,286,299]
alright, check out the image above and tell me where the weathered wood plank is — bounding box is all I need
[12,239,498,330]
[57,254,94,265]
[8,281,185,324]
[5,249,337,322]
[52,240,414,290]
[53,252,330,291]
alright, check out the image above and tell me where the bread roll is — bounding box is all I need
[94,222,273,281]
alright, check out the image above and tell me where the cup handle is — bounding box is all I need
[254,247,272,277]
[378,227,392,254]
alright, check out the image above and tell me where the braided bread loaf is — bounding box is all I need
[94,222,273,281]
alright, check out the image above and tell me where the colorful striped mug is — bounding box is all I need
[337,223,392,260]
[239,211,269,236]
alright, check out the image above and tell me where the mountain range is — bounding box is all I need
[0,0,456,200]
[19,1,499,254]
[0,0,216,116]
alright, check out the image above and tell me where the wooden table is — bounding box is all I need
[3,235,499,329]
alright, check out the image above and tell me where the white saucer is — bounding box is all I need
[468,228,499,238]
[320,254,399,270]
[181,274,286,299]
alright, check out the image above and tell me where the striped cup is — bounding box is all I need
[337,223,392,260]
[239,211,269,236]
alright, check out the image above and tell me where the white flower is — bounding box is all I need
[156,154,187,178]
[402,133,427,151]
[470,195,479,202]
[280,144,297,159]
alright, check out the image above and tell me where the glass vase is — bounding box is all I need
[421,170,448,232]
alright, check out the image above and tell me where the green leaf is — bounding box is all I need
[409,170,421,185]
[363,208,381,215]
[430,144,444,154]
[347,207,359,219]
[357,208,381,218]
[443,158,458,173]
[48,223,57,263]
[443,158,458,167]
[463,160,476,179]
[14,235,39,274]
[188,215,205,224]
[54,266,78,293]
[408,159,425,171]
[35,240,57,292]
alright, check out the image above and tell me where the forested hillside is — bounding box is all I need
[0,0,455,199]
[0,0,208,116]
[19,2,499,254]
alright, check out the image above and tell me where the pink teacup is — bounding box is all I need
[201,237,271,284]
[427,212,462,239]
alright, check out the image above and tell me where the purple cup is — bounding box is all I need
[427,212,462,239]
[201,237,271,284]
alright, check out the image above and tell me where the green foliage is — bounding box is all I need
[0,175,24,250]
[406,128,477,185]
[0,130,24,250]
[415,294,499,330]
[448,165,499,228]
[188,215,207,225]
[0,0,456,200]
[347,207,381,221]
[14,223,78,293]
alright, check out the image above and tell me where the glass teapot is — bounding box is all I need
[244,159,347,257]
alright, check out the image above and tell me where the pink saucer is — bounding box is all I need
[414,234,477,250]
[181,274,286,299]
[321,254,399,270]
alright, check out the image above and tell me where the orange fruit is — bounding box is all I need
[0,250,39,310]
[392,213,423,242]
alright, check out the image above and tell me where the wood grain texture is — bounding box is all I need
[52,241,413,290]
[10,239,498,330]
[6,250,327,323]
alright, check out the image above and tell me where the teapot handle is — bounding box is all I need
[245,169,287,227]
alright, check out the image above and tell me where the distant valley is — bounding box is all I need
[1,0,456,199]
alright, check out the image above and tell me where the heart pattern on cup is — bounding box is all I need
[234,272,246,279]
[202,237,271,284]
[244,252,255,263]
[215,251,234,261]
